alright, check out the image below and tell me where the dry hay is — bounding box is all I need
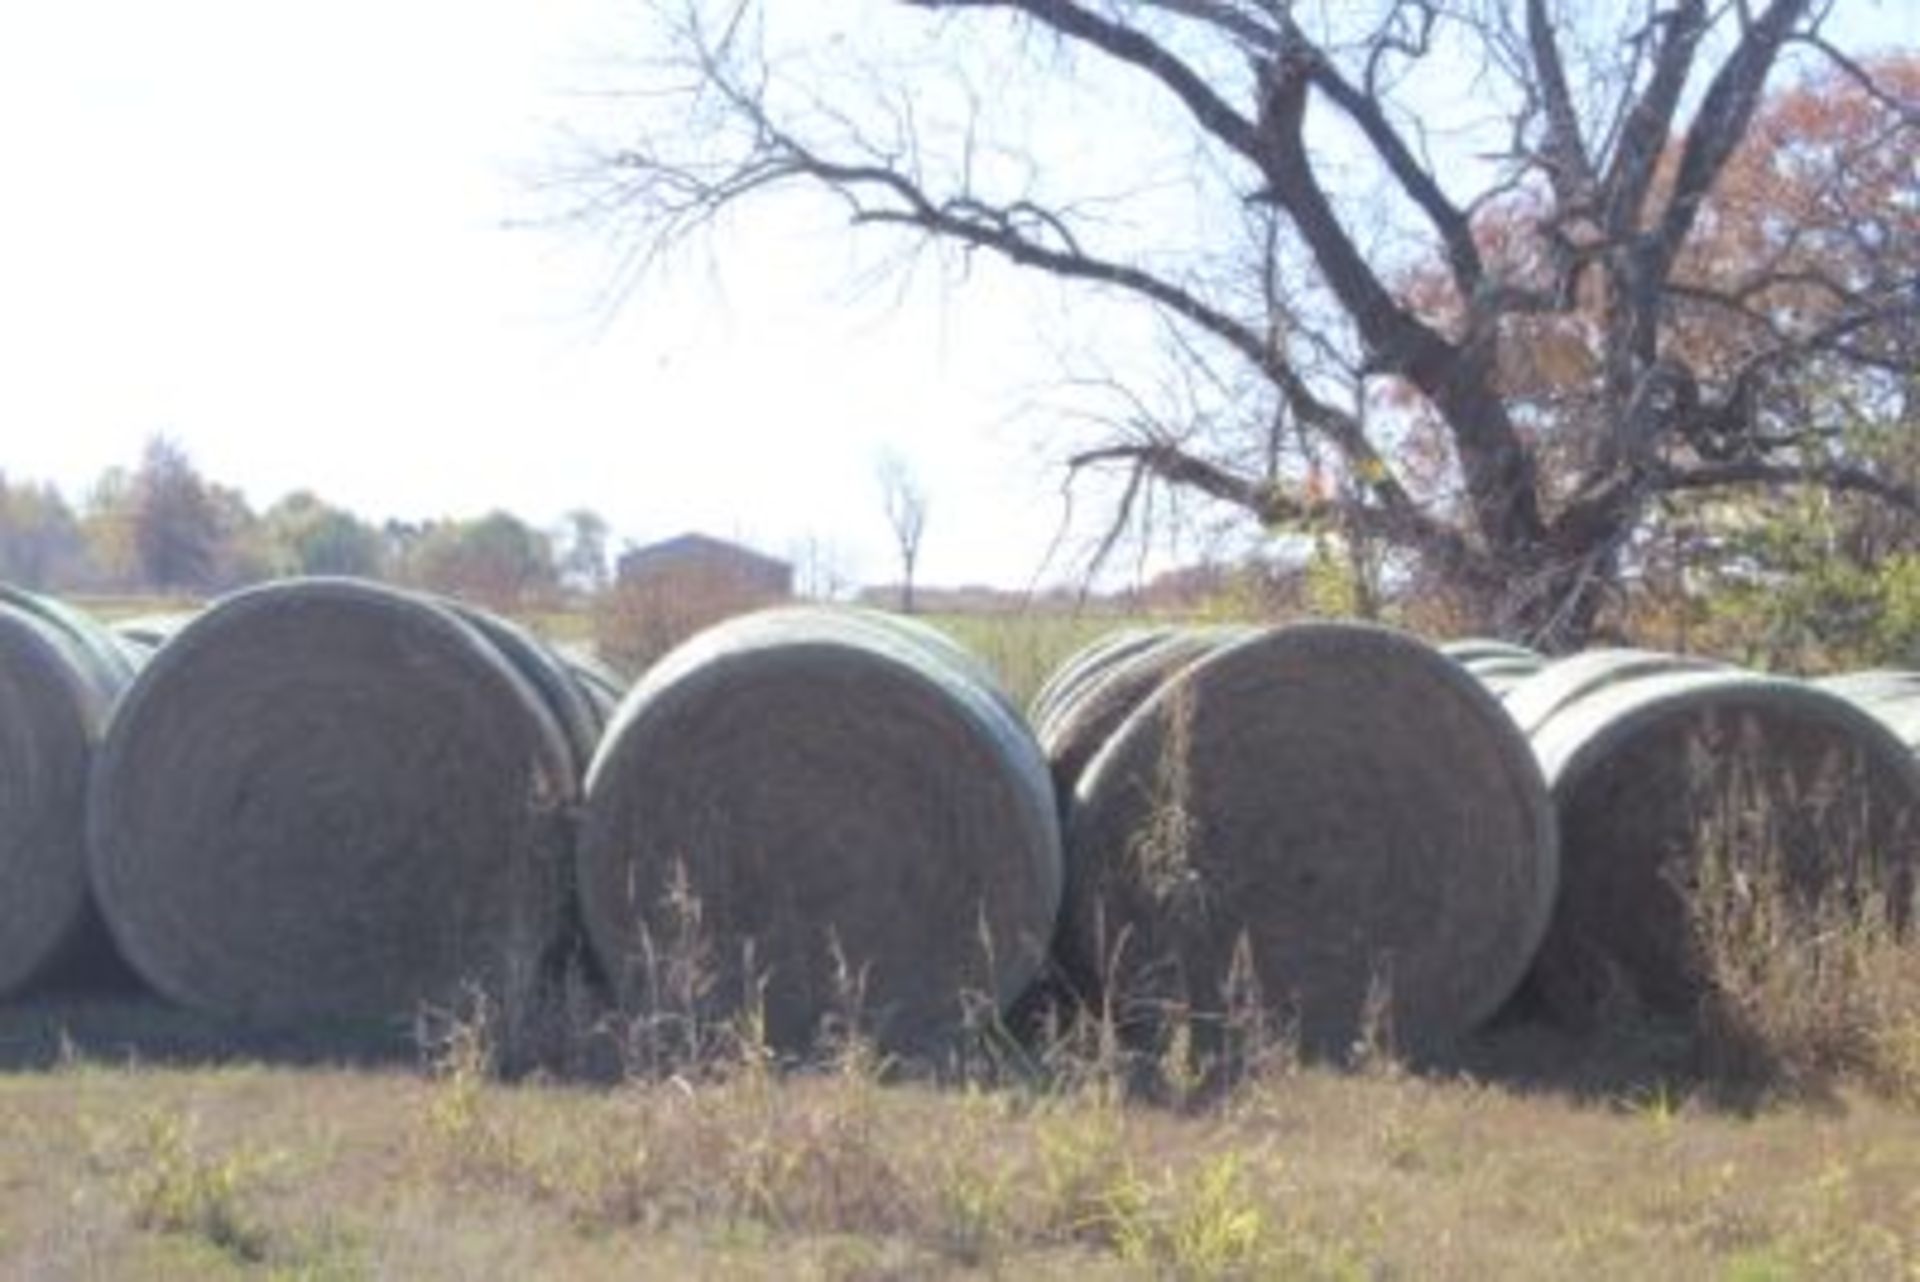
[578,606,1062,1056]
[0,593,135,996]
[1064,622,1558,1058]
[88,578,579,1021]
[1512,653,1920,1024]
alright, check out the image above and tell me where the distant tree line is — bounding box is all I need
[0,435,609,614]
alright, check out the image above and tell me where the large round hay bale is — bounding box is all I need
[555,643,629,721]
[1036,627,1246,801]
[88,578,579,1021]
[578,606,1062,1055]
[0,586,138,693]
[1029,627,1178,731]
[442,603,607,777]
[0,595,136,997]
[1502,649,1727,739]
[1510,653,1920,1024]
[1064,622,1558,1058]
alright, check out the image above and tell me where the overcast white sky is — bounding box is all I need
[1,2,1913,589]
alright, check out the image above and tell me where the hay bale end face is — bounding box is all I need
[1065,623,1558,1058]
[1519,663,1920,1024]
[87,579,579,1021]
[579,607,1063,1056]
[0,598,131,996]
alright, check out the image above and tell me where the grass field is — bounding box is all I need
[5,1026,1920,1281]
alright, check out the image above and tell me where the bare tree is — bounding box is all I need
[576,1,1919,647]
[877,450,928,613]
[790,532,856,601]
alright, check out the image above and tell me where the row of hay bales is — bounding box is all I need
[1439,640,1916,1022]
[1035,627,1915,1054]
[0,580,1065,1057]
[3,578,1915,1065]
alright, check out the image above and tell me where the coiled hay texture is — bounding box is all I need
[579,607,1063,1056]
[0,592,136,996]
[1511,652,1920,1024]
[1065,622,1558,1058]
[87,578,580,1021]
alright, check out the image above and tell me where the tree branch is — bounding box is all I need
[908,0,1265,162]
[1654,459,1920,510]
[1648,0,1814,280]
[1525,0,1598,206]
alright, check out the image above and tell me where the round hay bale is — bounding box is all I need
[1516,658,1920,1024]
[1029,627,1178,731]
[578,606,1062,1055]
[1036,627,1246,801]
[0,586,138,693]
[1065,622,1558,1058]
[0,597,134,996]
[441,601,606,777]
[555,643,629,721]
[88,578,579,1021]
[1502,648,1727,738]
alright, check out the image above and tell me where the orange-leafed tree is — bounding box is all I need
[583,2,1918,645]
[1388,52,1920,633]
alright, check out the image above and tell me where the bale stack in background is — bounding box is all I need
[87,578,594,1022]
[578,607,1063,1056]
[0,589,140,997]
[1052,622,1559,1058]
[1501,650,1920,1023]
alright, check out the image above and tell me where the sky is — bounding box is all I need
[1,1,1914,591]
